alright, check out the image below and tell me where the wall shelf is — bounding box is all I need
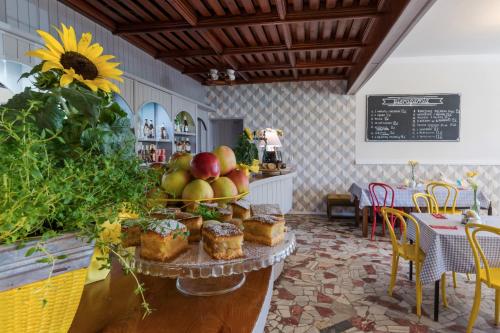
[174,132,196,137]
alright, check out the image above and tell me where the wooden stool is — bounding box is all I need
[326,193,355,220]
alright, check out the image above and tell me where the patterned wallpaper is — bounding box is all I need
[207,81,499,214]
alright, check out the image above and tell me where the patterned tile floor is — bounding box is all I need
[265,215,498,333]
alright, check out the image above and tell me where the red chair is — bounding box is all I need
[368,182,396,240]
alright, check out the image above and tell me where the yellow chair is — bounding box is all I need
[412,193,439,214]
[381,207,448,317]
[465,223,500,333]
[426,181,459,214]
[412,193,460,288]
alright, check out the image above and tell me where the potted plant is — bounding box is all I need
[0,24,156,332]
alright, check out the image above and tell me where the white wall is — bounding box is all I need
[356,55,500,164]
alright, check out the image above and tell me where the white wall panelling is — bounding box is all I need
[248,173,296,214]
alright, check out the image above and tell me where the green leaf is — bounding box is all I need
[25,247,37,257]
[60,87,101,121]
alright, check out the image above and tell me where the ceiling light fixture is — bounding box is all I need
[207,68,236,85]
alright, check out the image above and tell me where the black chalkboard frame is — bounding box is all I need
[365,93,461,142]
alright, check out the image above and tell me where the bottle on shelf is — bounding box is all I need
[174,139,178,152]
[174,118,180,132]
[160,123,166,140]
[183,115,189,133]
[185,138,191,153]
[143,119,149,138]
[150,144,156,162]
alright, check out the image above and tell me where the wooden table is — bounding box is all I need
[70,262,274,333]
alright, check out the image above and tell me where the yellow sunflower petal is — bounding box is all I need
[60,73,75,87]
[37,30,64,55]
[66,25,77,51]
[26,49,60,63]
[77,32,92,54]
[82,80,98,92]
[97,65,123,76]
[42,61,63,72]
[83,43,104,60]
[94,54,115,64]
[106,75,124,83]
[97,61,121,69]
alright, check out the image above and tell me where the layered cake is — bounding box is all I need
[243,214,286,246]
[121,219,143,247]
[227,218,243,230]
[230,200,251,220]
[250,204,284,218]
[140,220,188,261]
[149,207,178,219]
[175,211,203,242]
[202,223,244,260]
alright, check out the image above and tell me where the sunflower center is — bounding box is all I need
[60,51,98,80]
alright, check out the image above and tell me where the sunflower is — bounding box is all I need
[26,23,123,93]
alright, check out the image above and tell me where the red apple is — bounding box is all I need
[226,169,249,194]
[211,177,238,203]
[190,152,220,181]
[168,152,193,172]
[212,145,237,175]
[182,179,214,204]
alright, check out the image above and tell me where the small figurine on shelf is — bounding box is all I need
[148,120,155,138]
[185,138,191,153]
[143,119,149,138]
[160,123,167,140]
[183,115,189,132]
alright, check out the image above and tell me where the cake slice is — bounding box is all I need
[202,223,244,260]
[175,212,203,242]
[250,204,284,218]
[140,220,189,261]
[149,208,178,220]
[121,219,143,247]
[230,201,251,220]
[243,215,286,246]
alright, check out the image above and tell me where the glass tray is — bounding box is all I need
[133,231,295,278]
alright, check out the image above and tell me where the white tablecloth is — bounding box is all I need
[348,182,490,209]
[407,213,500,284]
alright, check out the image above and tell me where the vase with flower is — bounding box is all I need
[466,171,481,215]
[408,160,419,188]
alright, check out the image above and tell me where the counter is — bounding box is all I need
[247,172,296,214]
[70,263,276,333]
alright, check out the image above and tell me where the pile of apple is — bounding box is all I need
[160,146,249,203]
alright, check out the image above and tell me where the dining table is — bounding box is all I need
[348,182,492,237]
[407,213,500,321]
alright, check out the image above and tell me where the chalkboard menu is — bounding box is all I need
[366,94,460,141]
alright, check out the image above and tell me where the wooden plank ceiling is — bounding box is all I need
[61,0,410,88]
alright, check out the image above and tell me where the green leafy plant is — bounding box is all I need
[0,65,160,316]
[234,128,258,166]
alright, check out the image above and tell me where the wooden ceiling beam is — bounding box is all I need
[184,59,354,74]
[115,6,381,35]
[168,0,249,81]
[158,40,364,59]
[205,74,347,85]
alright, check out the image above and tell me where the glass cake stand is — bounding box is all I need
[132,232,296,296]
